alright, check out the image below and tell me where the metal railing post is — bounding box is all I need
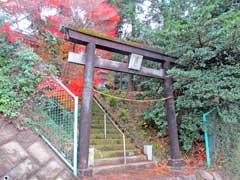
[104,113,107,139]
[73,97,79,176]
[123,134,126,164]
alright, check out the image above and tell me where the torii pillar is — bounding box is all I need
[78,42,95,176]
[163,62,185,167]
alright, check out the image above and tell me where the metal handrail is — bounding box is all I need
[93,97,127,164]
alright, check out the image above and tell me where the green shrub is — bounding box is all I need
[119,108,128,120]
[141,101,167,137]
[107,97,117,107]
[0,33,42,116]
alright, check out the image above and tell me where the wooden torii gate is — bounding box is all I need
[65,28,185,176]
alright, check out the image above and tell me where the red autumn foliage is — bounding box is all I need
[0,22,10,33]
[38,52,50,59]
[0,0,119,39]
[1,0,120,97]
[38,75,101,110]
[0,22,21,42]
[66,75,101,96]
[187,142,206,166]
[84,1,120,35]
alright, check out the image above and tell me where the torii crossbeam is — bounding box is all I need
[65,27,185,177]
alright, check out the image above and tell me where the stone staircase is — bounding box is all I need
[89,98,156,174]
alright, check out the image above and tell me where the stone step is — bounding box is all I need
[92,109,104,112]
[94,155,147,166]
[90,133,122,139]
[92,113,104,116]
[92,107,104,111]
[91,118,110,122]
[91,120,104,124]
[91,122,104,126]
[92,143,136,151]
[92,161,156,174]
[90,138,131,145]
[91,124,116,129]
[91,128,119,134]
[92,116,105,120]
[90,133,120,138]
[91,120,113,123]
[90,129,118,134]
[90,123,119,129]
[94,149,141,159]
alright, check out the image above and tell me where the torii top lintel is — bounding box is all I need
[65,27,176,64]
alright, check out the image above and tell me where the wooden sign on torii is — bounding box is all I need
[65,28,185,176]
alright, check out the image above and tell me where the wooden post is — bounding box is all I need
[163,62,185,168]
[128,74,134,91]
[120,72,123,89]
[78,42,95,176]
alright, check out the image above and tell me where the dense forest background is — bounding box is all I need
[110,0,240,175]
